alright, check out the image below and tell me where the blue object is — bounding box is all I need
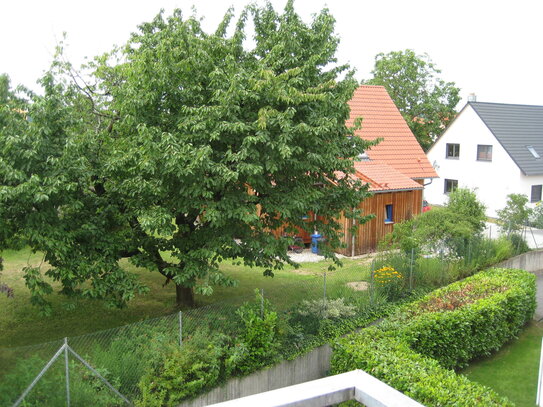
[311,232,321,254]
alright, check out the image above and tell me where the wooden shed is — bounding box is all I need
[336,85,438,255]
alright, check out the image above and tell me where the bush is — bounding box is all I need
[331,267,535,406]
[447,188,487,234]
[331,328,513,407]
[137,330,229,406]
[389,268,536,369]
[229,290,280,375]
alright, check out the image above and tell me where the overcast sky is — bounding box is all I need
[1,0,542,109]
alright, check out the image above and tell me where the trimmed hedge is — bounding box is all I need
[393,268,536,369]
[331,327,513,407]
[331,268,536,407]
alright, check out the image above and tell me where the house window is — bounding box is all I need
[444,179,458,194]
[446,143,460,159]
[384,204,393,223]
[531,185,542,203]
[477,145,493,161]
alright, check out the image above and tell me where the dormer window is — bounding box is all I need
[527,145,540,159]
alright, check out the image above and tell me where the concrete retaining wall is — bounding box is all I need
[177,344,332,407]
[497,249,543,274]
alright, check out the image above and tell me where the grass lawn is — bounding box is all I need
[462,321,543,407]
[0,248,370,348]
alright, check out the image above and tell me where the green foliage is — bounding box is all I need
[137,330,229,406]
[497,194,532,234]
[230,289,280,374]
[382,189,489,260]
[530,202,543,228]
[0,3,374,312]
[366,49,460,151]
[391,268,536,369]
[463,321,543,407]
[372,265,405,300]
[508,233,530,255]
[384,206,475,255]
[331,268,534,407]
[447,188,487,233]
[297,297,356,319]
[0,355,121,407]
[331,328,513,407]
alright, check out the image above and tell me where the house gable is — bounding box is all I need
[469,102,543,176]
[425,104,531,217]
[348,85,438,180]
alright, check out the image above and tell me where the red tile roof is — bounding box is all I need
[353,161,423,192]
[347,85,438,179]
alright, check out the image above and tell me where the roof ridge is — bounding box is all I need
[470,101,543,109]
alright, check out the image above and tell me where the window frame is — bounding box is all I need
[444,179,458,194]
[476,144,493,161]
[531,185,542,203]
[445,143,460,159]
[384,204,394,224]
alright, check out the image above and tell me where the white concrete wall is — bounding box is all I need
[425,105,543,217]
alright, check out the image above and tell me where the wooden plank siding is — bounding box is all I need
[336,189,422,256]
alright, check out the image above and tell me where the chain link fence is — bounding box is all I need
[0,234,525,406]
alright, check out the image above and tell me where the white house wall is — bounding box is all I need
[425,105,543,217]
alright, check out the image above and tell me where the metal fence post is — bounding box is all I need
[409,248,414,291]
[64,337,70,407]
[323,271,327,313]
[179,311,183,347]
[370,260,375,306]
[260,288,264,319]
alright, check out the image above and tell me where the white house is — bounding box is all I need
[425,101,543,217]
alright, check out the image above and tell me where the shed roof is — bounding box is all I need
[347,85,438,179]
[353,161,423,192]
[469,102,543,175]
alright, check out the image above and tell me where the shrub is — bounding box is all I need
[447,188,487,234]
[228,289,280,375]
[137,329,228,406]
[297,298,356,320]
[331,328,513,407]
[390,268,536,369]
[331,268,535,406]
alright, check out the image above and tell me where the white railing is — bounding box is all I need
[206,369,424,407]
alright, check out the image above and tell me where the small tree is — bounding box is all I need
[497,194,532,235]
[446,188,486,234]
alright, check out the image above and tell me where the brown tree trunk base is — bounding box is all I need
[176,284,195,308]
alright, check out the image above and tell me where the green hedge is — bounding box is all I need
[392,268,536,369]
[331,268,536,407]
[331,328,513,407]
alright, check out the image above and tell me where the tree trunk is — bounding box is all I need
[176,284,195,308]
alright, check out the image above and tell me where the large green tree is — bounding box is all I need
[0,2,372,312]
[367,49,460,151]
